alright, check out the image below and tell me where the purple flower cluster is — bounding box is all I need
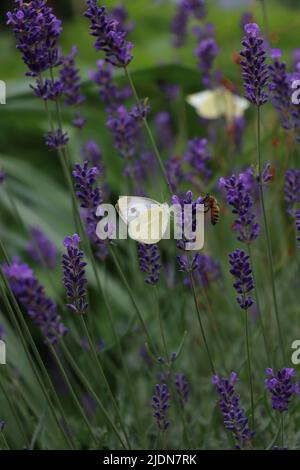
[171,0,206,48]
[0,324,4,341]
[269,49,293,130]
[0,170,6,184]
[219,173,260,243]
[60,46,85,107]
[175,373,190,407]
[81,140,104,176]
[138,244,161,285]
[195,36,219,88]
[284,168,300,216]
[166,156,184,193]
[62,234,88,315]
[178,252,221,288]
[111,4,135,34]
[296,210,300,248]
[229,249,254,310]
[107,105,142,160]
[240,23,269,106]
[265,368,300,413]
[172,191,203,251]
[184,138,212,183]
[3,258,68,344]
[213,372,254,449]
[155,112,175,151]
[89,59,131,109]
[84,1,133,67]
[45,129,69,150]
[73,161,108,260]
[7,0,62,77]
[152,384,170,431]
[26,226,57,269]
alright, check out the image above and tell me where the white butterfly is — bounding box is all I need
[116,196,170,244]
[187,87,249,122]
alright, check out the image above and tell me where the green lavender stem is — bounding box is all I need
[256,106,285,363]
[189,271,216,375]
[154,286,169,361]
[247,242,272,366]
[60,341,127,449]
[245,309,255,431]
[49,345,99,447]
[124,66,171,195]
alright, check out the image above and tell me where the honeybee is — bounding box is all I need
[202,194,220,226]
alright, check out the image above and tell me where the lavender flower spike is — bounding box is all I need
[296,210,300,248]
[7,0,62,77]
[138,243,161,285]
[229,249,254,310]
[62,234,88,315]
[0,170,6,184]
[265,368,300,413]
[213,372,254,449]
[3,257,68,344]
[60,46,85,107]
[175,373,190,407]
[240,23,269,106]
[26,226,57,269]
[84,1,133,67]
[152,384,170,431]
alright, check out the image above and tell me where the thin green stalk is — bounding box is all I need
[79,315,131,450]
[124,66,171,195]
[247,243,271,366]
[245,309,255,431]
[0,376,29,447]
[60,341,127,449]
[189,271,215,375]
[0,431,10,450]
[256,106,285,363]
[281,413,285,448]
[49,345,98,447]
[109,245,156,354]
[0,241,74,449]
[154,286,168,361]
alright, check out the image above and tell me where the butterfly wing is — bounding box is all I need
[116,196,160,224]
[128,204,170,244]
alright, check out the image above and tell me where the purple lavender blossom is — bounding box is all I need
[213,372,254,449]
[138,244,161,285]
[0,324,4,341]
[184,138,212,183]
[26,227,57,269]
[0,170,5,184]
[62,234,88,315]
[130,100,150,121]
[7,0,62,77]
[60,46,85,107]
[177,253,200,273]
[296,210,300,248]
[73,161,108,260]
[292,49,300,68]
[182,0,206,19]
[84,1,133,67]
[175,373,190,407]
[269,49,293,130]
[166,156,184,193]
[110,4,135,33]
[107,105,141,158]
[171,3,189,48]
[219,173,260,243]
[196,253,221,287]
[45,129,69,150]
[265,368,300,413]
[89,59,131,109]
[172,191,203,251]
[240,23,269,106]
[81,140,104,175]
[72,112,87,130]
[240,12,254,31]
[284,168,300,216]
[152,383,170,431]
[195,37,219,88]
[0,421,5,432]
[155,112,175,151]
[3,258,68,344]
[229,249,254,310]
[31,78,63,101]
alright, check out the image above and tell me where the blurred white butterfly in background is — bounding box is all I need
[116,196,170,244]
[186,86,249,122]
